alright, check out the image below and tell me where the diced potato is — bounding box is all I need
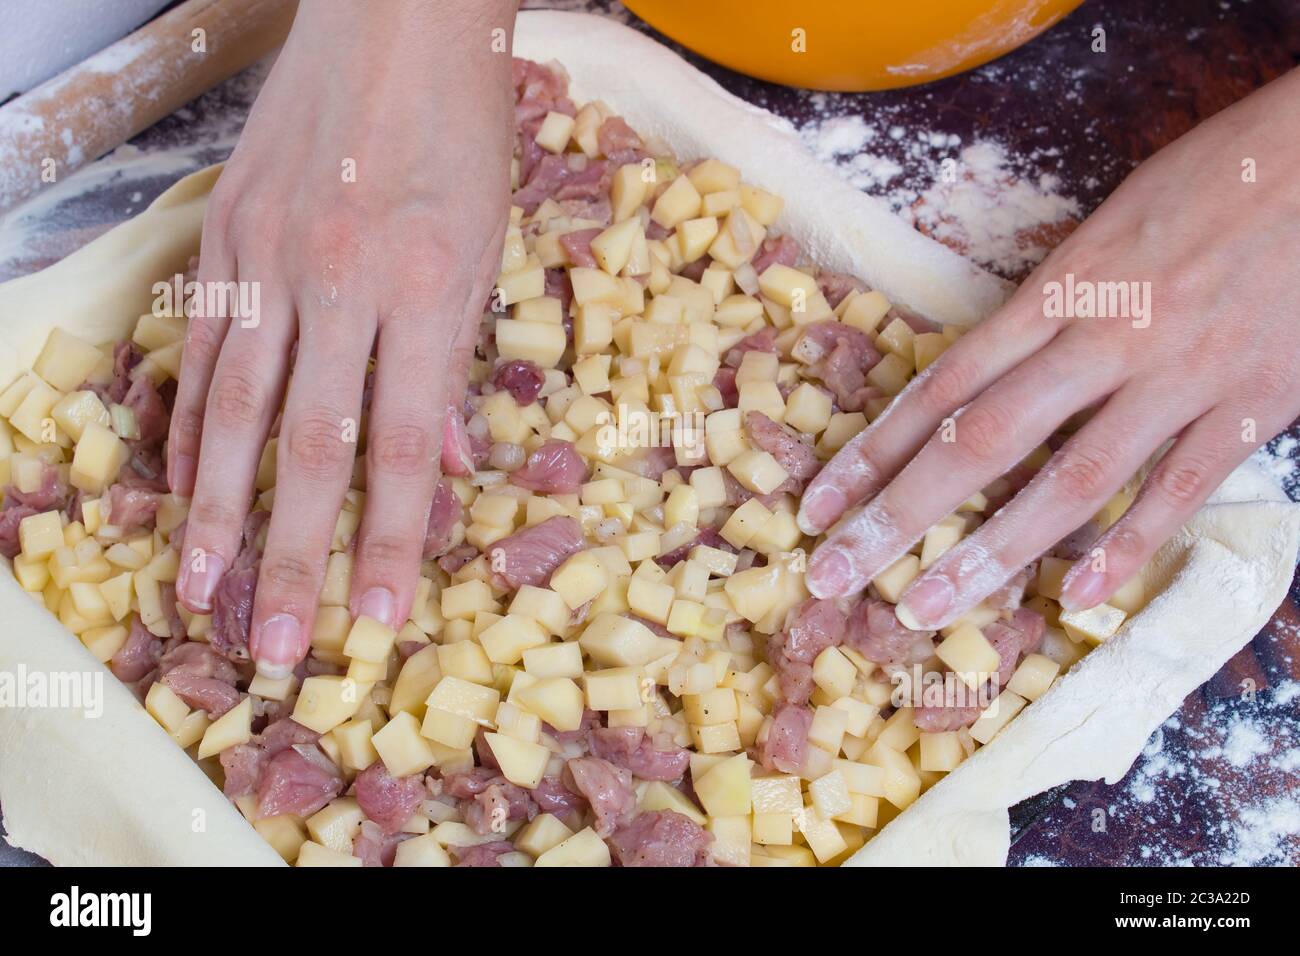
[19,510,63,559]
[1006,653,1060,701]
[1059,603,1126,646]
[579,612,677,667]
[34,328,104,391]
[583,666,643,711]
[872,554,920,603]
[549,550,609,610]
[293,675,365,734]
[483,732,550,788]
[534,110,576,153]
[693,753,752,817]
[372,711,437,776]
[297,841,363,867]
[514,676,585,732]
[934,624,1000,690]
[534,827,611,867]
[197,696,252,759]
[342,614,397,664]
[651,175,702,229]
[393,833,452,867]
[69,421,128,493]
[969,690,1028,745]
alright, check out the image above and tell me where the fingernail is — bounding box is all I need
[254,613,303,675]
[178,551,225,612]
[807,548,854,598]
[1060,567,1107,611]
[798,486,846,536]
[899,575,954,627]
[358,587,396,628]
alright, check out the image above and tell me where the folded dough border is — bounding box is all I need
[1,11,1295,866]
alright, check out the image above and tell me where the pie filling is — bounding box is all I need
[0,57,1146,867]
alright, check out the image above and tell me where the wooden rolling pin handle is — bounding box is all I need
[0,0,298,216]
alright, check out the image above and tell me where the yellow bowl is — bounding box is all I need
[623,0,1084,91]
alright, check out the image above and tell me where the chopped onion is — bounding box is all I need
[470,470,507,487]
[594,518,625,542]
[733,262,759,295]
[489,441,525,472]
[109,403,140,440]
[466,413,490,440]
[735,549,758,572]
[728,210,755,258]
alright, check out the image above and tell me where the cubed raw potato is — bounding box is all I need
[478,614,549,665]
[1006,653,1060,700]
[483,732,550,788]
[687,158,741,194]
[627,575,676,625]
[693,752,752,817]
[534,110,576,153]
[1108,574,1146,615]
[808,768,853,819]
[18,510,63,559]
[79,623,128,662]
[441,579,496,620]
[293,675,365,734]
[69,421,129,493]
[425,675,500,727]
[393,832,452,867]
[521,641,584,679]
[50,390,110,442]
[918,731,964,772]
[651,175,702,229]
[865,352,911,396]
[969,690,1027,745]
[550,550,609,610]
[1035,556,1071,600]
[145,682,191,734]
[811,646,857,700]
[719,497,773,550]
[34,328,104,391]
[875,317,915,360]
[584,666,643,711]
[197,695,252,759]
[534,827,611,867]
[872,553,920,603]
[420,707,479,750]
[638,780,707,825]
[795,807,848,863]
[935,624,1000,689]
[579,612,677,666]
[723,565,781,623]
[514,676,585,732]
[864,741,922,810]
[1059,603,1126,646]
[841,290,891,336]
[783,383,833,435]
[727,449,788,496]
[610,163,651,222]
[333,718,378,771]
[372,711,437,777]
[496,319,567,367]
[919,515,965,571]
[296,841,363,867]
[737,183,783,226]
[342,614,397,664]
[913,332,949,372]
[514,814,575,857]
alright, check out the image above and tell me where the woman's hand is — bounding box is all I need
[170,0,518,676]
[798,67,1300,629]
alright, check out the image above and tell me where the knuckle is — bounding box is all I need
[1054,443,1118,504]
[1100,524,1145,564]
[183,317,224,365]
[261,553,322,596]
[187,497,245,535]
[209,358,269,429]
[1155,456,1211,508]
[915,357,977,417]
[950,401,1018,468]
[169,409,204,452]
[368,420,435,477]
[357,530,419,571]
[285,407,354,482]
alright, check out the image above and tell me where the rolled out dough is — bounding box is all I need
[0,11,1295,866]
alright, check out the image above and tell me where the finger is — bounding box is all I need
[347,316,451,628]
[167,228,236,496]
[1059,407,1243,611]
[797,293,1063,536]
[901,382,1205,627]
[249,306,374,677]
[806,339,1118,602]
[437,312,483,479]
[175,286,293,614]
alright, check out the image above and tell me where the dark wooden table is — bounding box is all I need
[2,0,1298,866]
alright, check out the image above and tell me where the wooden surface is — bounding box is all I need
[2,0,1298,866]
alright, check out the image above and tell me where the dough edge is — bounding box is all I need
[0,11,1295,866]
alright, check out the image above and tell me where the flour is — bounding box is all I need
[799,108,1081,278]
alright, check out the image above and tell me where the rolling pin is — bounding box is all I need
[0,0,298,216]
